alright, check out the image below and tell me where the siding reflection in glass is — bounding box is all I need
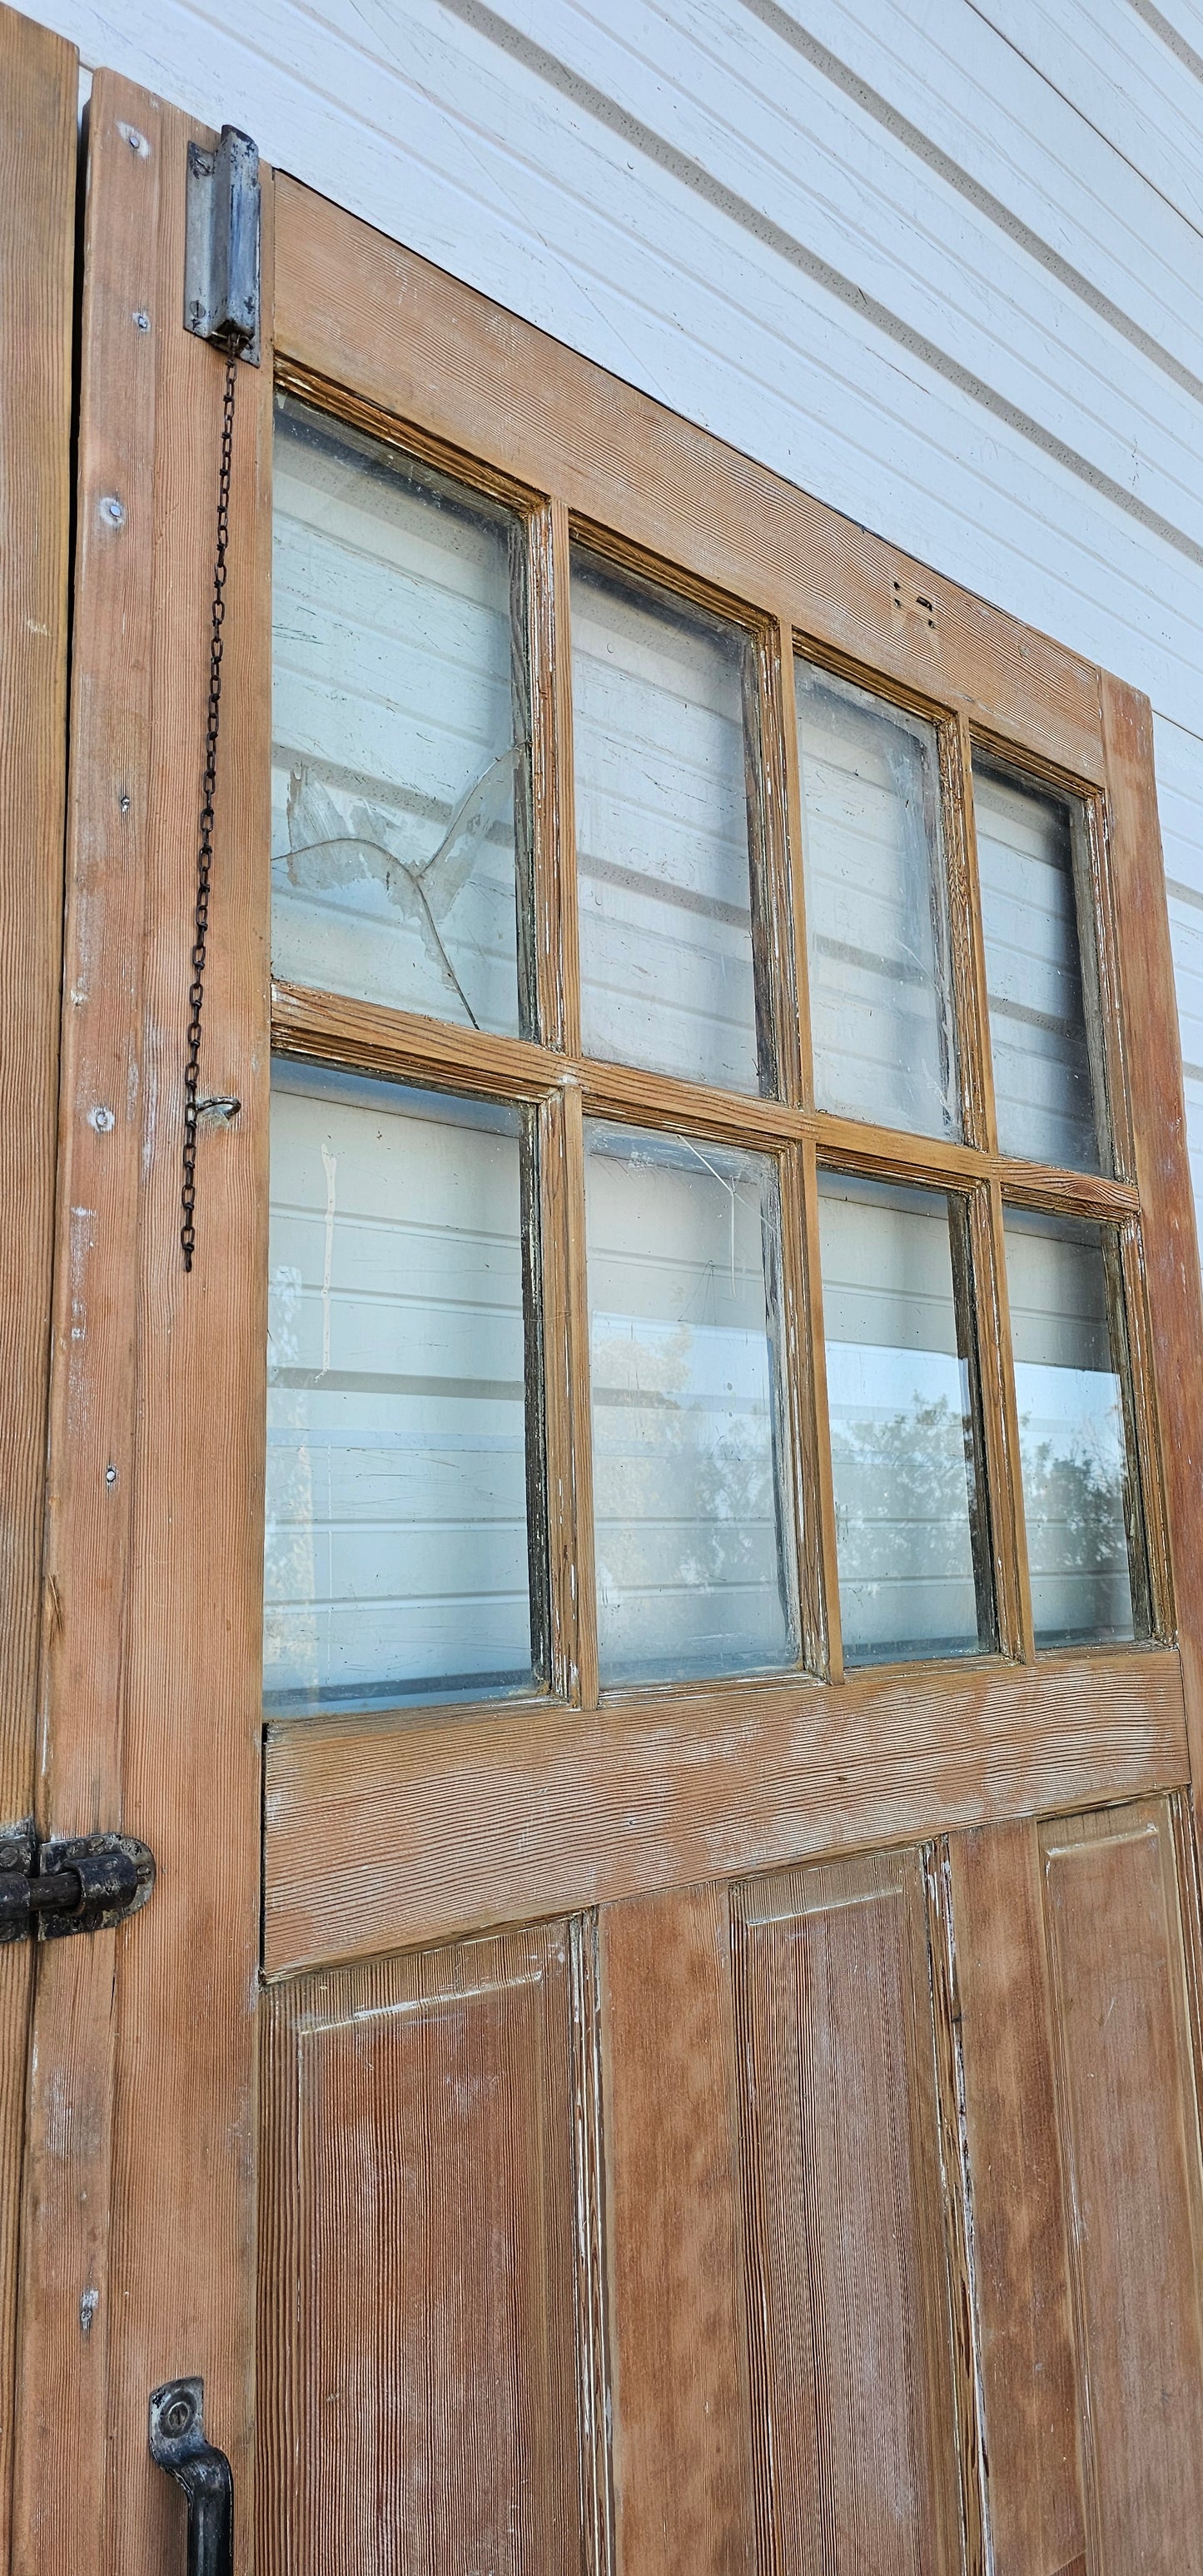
[265,1065,537,1713]
[796,659,958,1137]
[1004,1209,1141,1644]
[585,1124,797,1683]
[974,765,1106,1172]
[573,550,763,1093]
[818,1174,992,1663]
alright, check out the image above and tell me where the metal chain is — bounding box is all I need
[181,351,237,1271]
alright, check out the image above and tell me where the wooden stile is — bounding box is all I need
[14,76,271,2576]
[0,9,76,2569]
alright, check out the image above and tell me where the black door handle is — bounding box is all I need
[149,2377,233,2576]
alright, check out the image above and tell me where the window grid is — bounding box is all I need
[269,368,1170,1712]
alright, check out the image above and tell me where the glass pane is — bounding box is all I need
[573,548,763,1092]
[818,1173,992,1664]
[1003,1210,1141,1645]
[796,659,958,1137]
[584,1124,796,1683]
[272,395,530,1036]
[974,765,1106,1171]
[265,1064,539,1713]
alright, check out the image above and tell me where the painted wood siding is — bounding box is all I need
[37,0,1203,1259]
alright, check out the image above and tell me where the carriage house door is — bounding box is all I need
[21,65,1203,2576]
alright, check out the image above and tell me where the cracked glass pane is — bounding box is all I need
[271,395,531,1035]
[796,659,959,1137]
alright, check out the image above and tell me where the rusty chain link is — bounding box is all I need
[181,351,237,1271]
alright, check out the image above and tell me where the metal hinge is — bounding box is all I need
[183,123,261,362]
[0,1827,155,1942]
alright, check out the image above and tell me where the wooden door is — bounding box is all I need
[0,6,76,2568]
[18,62,1203,2576]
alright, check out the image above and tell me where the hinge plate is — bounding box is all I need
[0,1826,156,1942]
[184,124,261,363]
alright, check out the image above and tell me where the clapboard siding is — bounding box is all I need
[32,0,1203,1256]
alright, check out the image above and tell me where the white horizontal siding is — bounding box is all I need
[28,0,1203,1265]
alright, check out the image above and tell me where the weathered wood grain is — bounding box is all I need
[1101,674,1203,1808]
[0,11,76,2569]
[733,1847,964,2572]
[263,1647,1188,1972]
[599,1882,755,2576]
[13,67,163,2574]
[259,1921,592,2575]
[948,1818,1086,2576]
[1041,1800,1203,2563]
[16,77,271,2576]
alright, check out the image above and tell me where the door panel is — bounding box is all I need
[256,1807,1203,2572]
[734,1850,963,2575]
[1041,1801,1203,2566]
[600,1882,755,2576]
[953,1794,1203,2575]
[260,1919,604,2576]
[949,1818,1087,2576]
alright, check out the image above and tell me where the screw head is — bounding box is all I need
[90,1106,115,1133]
[100,495,125,529]
[132,308,151,332]
[162,2394,193,2437]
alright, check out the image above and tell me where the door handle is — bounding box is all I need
[149,2377,233,2576]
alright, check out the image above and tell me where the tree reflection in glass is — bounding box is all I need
[818,1173,994,1663]
[584,1123,797,1683]
[1003,1208,1144,1644]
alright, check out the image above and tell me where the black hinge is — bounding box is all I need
[0,1828,155,1942]
[183,124,261,363]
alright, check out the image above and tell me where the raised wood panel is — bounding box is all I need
[1040,1800,1203,2569]
[599,1883,755,2576]
[948,1818,1086,2576]
[259,1917,599,2576]
[733,1848,962,2575]
[263,1649,1188,1972]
